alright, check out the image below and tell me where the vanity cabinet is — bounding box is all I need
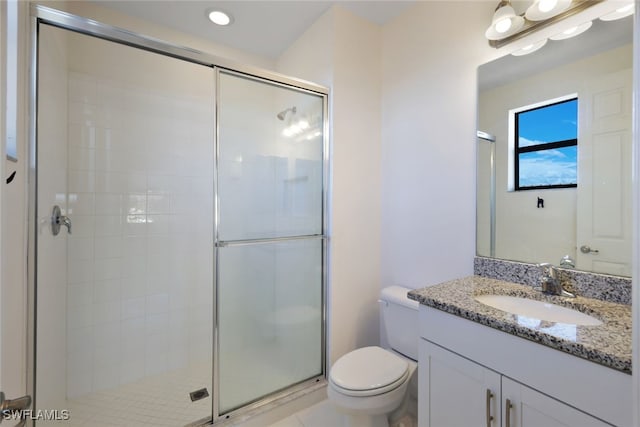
[419,306,631,427]
[422,341,610,427]
[423,341,501,427]
[502,377,609,427]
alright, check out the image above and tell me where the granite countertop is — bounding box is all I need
[408,276,632,374]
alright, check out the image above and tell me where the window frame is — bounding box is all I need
[513,97,578,191]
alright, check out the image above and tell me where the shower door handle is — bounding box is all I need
[51,205,72,235]
[0,392,32,426]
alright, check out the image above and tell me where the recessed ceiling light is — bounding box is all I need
[207,9,233,26]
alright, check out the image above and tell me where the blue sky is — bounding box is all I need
[518,99,577,147]
[518,99,578,187]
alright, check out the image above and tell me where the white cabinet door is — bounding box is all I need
[420,340,501,427]
[502,377,610,427]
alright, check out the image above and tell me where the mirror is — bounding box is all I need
[477,15,633,276]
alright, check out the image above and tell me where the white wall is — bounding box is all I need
[380,2,498,289]
[277,6,382,365]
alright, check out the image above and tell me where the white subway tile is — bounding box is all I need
[121,277,146,300]
[95,194,123,216]
[67,283,93,308]
[67,259,94,284]
[94,215,122,237]
[93,364,120,391]
[145,313,169,336]
[126,173,147,193]
[94,258,122,281]
[121,256,146,279]
[147,215,171,235]
[67,237,94,260]
[94,236,123,259]
[93,279,121,303]
[68,123,96,148]
[147,194,171,214]
[95,172,125,193]
[121,298,145,320]
[68,215,95,238]
[68,171,96,193]
[68,146,96,171]
[67,305,94,330]
[146,294,169,315]
[93,302,121,326]
[67,192,95,216]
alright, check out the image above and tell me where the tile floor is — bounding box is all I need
[266,400,416,427]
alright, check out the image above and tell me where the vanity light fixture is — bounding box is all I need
[549,20,593,40]
[511,38,548,56]
[599,2,634,21]
[525,0,572,21]
[485,0,600,48]
[207,9,233,26]
[485,0,525,40]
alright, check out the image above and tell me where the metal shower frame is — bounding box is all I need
[27,5,330,426]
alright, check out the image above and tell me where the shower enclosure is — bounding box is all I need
[30,6,328,426]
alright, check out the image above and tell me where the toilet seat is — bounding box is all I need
[329,346,409,397]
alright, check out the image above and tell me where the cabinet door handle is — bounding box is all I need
[485,389,494,427]
[505,398,513,427]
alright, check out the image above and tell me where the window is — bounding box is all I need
[513,97,578,190]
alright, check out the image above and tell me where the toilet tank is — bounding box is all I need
[380,286,420,360]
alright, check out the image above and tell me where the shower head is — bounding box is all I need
[277,106,297,121]
[477,130,496,142]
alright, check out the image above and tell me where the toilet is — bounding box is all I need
[328,286,419,427]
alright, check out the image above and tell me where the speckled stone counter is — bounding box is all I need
[474,256,632,304]
[408,276,632,374]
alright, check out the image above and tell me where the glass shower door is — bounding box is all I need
[35,24,214,426]
[216,71,326,415]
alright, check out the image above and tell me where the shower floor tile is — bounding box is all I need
[65,364,212,427]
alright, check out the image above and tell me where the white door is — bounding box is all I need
[502,377,609,427]
[420,340,501,427]
[576,68,632,275]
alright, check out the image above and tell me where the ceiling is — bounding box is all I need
[91,1,416,59]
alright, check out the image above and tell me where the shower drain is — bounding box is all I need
[189,388,210,402]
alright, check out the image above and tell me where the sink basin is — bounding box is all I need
[474,294,602,326]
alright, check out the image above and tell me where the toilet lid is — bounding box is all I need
[330,346,408,392]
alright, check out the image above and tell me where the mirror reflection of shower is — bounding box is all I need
[278,105,322,141]
[477,130,496,258]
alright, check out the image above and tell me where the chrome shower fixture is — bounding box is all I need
[277,106,297,120]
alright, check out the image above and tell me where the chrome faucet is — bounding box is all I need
[536,263,575,298]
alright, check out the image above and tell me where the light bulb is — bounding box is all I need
[298,119,309,129]
[538,0,558,13]
[563,26,578,35]
[495,18,512,34]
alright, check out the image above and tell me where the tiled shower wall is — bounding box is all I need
[64,66,214,397]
